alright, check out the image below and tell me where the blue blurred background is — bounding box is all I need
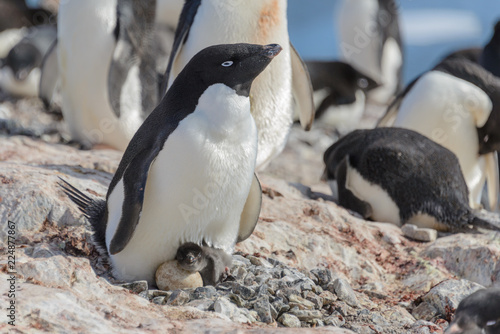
[288,0,500,84]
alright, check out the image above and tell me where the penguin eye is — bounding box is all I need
[221,61,233,67]
[358,78,368,89]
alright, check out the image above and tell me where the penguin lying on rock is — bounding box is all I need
[60,43,277,284]
[378,58,500,211]
[445,288,500,334]
[323,127,500,232]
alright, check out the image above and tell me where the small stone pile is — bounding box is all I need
[122,253,370,329]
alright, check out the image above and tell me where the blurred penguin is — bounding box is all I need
[306,60,378,134]
[0,25,56,97]
[162,0,315,170]
[378,58,500,211]
[338,0,403,105]
[53,0,181,150]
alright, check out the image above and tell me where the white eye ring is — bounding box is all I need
[221,61,233,67]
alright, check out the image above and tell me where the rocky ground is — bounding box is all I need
[0,97,499,333]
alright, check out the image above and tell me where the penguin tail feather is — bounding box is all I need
[58,177,108,252]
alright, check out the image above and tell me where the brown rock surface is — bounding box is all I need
[1,98,499,333]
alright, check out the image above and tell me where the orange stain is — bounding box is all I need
[258,0,281,41]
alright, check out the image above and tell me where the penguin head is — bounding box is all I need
[4,42,42,81]
[175,242,206,272]
[177,43,282,97]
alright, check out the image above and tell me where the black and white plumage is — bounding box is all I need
[51,0,180,150]
[323,127,500,232]
[176,242,232,286]
[162,0,315,169]
[61,43,277,284]
[445,288,500,334]
[0,25,56,97]
[378,58,500,211]
[306,60,378,133]
[338,0,403,105]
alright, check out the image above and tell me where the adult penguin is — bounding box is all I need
[338,0,403,105]
[162,0,315,170]
[61,43,278,284]
[378,58,500,211]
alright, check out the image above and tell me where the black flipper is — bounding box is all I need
[108,147,160,255]
[160,0,202,95]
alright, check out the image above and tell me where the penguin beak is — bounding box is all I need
[186,254,196,264]
[261,44,282,59]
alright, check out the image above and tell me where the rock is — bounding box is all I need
[120,281,148,294]
[324,312,346,327]
[401,224,437,242]
[288,308,323,322]
[155,260,203,291]
[319,290,338,305]
[253,297,273,323]
[185,299,214,312]
[279,313,301,327]
[412,302,438,321]
[190,286,217,300]
[166,290,190,306]
[2,116,500,333]
[311,268,333,287]
[289,294,315,310]
[421,279,484,317]
[329,278,359,308]
[409,320,443,334]
[423,234,500,286]
[304,291,323,309]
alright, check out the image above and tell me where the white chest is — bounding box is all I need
[106,84,258,283]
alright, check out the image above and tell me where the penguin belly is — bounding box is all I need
[58,0,143,150]
[368,37,403,104]
[393,71,493,208]
[106,84,258,283]
[345,159,401,225]
[171,0,293,169]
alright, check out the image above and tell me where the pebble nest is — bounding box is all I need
[119,253,423,332]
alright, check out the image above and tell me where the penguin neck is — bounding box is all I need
[194,83,252,134]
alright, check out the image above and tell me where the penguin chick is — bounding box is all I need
[176,242,232,286]
[323,127,500,232]
[446,288,500,334]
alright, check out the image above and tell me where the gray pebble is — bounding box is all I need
[152,296,165,305]
[289,307,323,321]
[253,297,273,323]
[311,268,333,287]
[401,224,437,242]
[278,313,301,327]
[166,290,190,306]
[190,286,217,300]
[329,278,359,307]
[120,281,148,294]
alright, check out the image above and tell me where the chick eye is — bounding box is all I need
[221,61,233,67]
